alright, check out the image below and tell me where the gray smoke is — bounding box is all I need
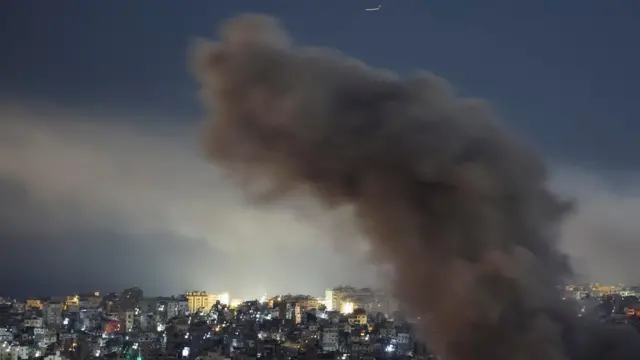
[192,14,640,360]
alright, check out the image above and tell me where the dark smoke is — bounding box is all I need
[192,14,640,360]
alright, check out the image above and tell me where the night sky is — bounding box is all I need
[0,0,639,298]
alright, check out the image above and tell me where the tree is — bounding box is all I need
[306,311,318,323]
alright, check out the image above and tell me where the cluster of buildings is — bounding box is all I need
[563,283,639,300]
[3,283,640,360]
[563,283,640,327]
[0,287,433,360]
[323,287,399,317]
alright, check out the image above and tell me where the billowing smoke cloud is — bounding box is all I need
[193,14,640,360]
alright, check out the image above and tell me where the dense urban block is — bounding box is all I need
[2,284,639,360]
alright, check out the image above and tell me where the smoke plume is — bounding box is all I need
[193,14,639,360]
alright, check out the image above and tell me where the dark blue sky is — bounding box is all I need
[1,1,639,297]
[2,0,639,169]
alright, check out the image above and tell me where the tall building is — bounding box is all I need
[324,289,335,311]
[294,304,302,324]
[184,291,231,312]
[43,301,63,327]
[122,287,143,302]
[185,291,215,312]
[25,298,44,310]
[326,286,390,314]
[279,295,319,310]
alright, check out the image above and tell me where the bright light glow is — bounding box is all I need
[230,298,243,308]
[182,347,190,357]
[218,292,230,305]
[341,302,354,314]
[324,290,334,311]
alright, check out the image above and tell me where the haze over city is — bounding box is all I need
[1,0,639,301]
